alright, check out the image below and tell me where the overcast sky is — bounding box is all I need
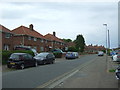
[0,0,118,49]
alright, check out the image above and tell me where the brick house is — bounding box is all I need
[44,32,66,51]
[11,24,50,52]
[0,24,14,50]
[84,45,106,53]
[1,24,67,52]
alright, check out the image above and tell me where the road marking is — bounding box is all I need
[35,56,97,89]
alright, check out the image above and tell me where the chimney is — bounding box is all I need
[53,31,56,36]
[29,24,33,30]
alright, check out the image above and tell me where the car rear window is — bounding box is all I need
[10,54,21,60]
[35,53,48,58]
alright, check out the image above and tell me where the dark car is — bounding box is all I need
[34,52,55,65]
[7,53,38,69]
[51,49,63,53]
[14,46,38,56]
[116,65,120,80]
[65,52,79,59]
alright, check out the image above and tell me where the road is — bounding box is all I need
[2,54,97,88]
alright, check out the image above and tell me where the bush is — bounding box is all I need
[2,50,34,65]
[53,52,62,58]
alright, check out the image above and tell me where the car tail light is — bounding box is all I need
[117,56,120,58]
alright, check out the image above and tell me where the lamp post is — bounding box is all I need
[108,29,110,49]
[103,23,108,55]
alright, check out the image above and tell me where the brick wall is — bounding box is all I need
[2,32,14,50]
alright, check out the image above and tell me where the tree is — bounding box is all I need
[62,39,72,42]
[68,46,78,52]
[74,34,85,52]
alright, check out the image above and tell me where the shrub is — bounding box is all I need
[53,52,62,58]
[2,50,34,65]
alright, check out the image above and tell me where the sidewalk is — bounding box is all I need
[55,55,118,88]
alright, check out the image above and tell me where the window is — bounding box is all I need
[40,47,44,52]
[41,39,44,43]
[4,44,9,50]
[34,38,37,41]
[33,47,37,50]
[27,54,33,59]
[44,40,48,43]
[28,36,31,40]
[5,33,11,38]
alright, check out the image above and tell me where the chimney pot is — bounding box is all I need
[53,31,56,36]
[29,24,33,30]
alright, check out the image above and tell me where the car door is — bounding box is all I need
[27,54,34,66]
[23,54,30,67]
[46,54,51,63]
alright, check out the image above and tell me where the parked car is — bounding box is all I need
[7,53,38,69]
[14,46,38,56]
[34,52,55,65]
[98,51,104,56]
[112,53,120,62]
[115,65,120,80]
[51,49,63,53]
[65,52,79,59]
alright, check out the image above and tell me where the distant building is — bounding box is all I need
[84,45,106,53]
[44,32,66,50]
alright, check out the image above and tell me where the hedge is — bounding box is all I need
[53,52,62,58]
[2,50,34,65]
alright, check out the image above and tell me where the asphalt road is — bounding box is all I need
[2,54,97,88]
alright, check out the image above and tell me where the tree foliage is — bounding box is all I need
[74,34,85,52]
[68,46,78,52]
[62,38,72,42]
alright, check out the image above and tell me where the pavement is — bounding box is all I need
[54,55,119,88]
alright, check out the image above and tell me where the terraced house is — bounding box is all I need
[0,25,14,50]
[1,24,67,52]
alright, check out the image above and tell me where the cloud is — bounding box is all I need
[0,2,118,48]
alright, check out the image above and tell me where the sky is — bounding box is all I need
[0,0,119,49]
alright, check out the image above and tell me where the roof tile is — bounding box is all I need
[12,25,45,39]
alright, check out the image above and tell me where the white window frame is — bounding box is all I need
[34,37,37,41]
[28,36,31,40]
[4,44,9,50]
[41,39,44,43]
[40,47,44,51]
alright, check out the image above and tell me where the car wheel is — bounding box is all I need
[7,65,11,68]
[35,62,38,67]
[20,64,25,69]
[52,60,55,64]
[43,61,46,65]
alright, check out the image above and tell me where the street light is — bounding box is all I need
[108,29,110,49]
[103,23,108,55]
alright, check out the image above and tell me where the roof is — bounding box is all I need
[44,33,64,43]
[12,25,45,39]
[0,24,12,33]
